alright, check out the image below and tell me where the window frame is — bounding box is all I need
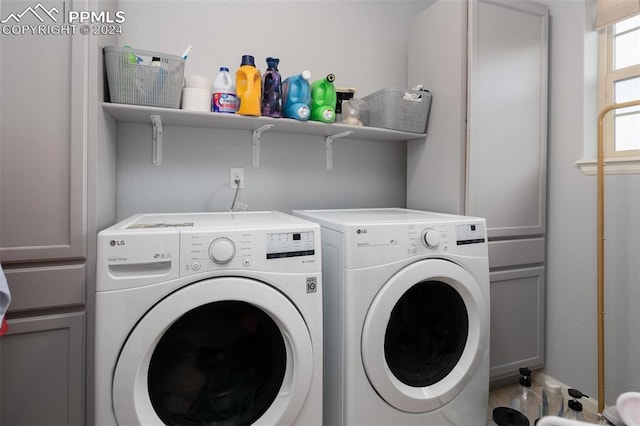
[599,15,640,159]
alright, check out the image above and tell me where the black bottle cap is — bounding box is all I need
[568,399,583,412]
[241,55,255,67]
[492,407,530,426]
[326,73,336,83]
[519,367,532,376]
[568,389,589,399]
[518,367,532,387]
[266,57,279,69]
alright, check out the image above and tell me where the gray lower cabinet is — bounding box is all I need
[0,312,85,425]
[489,267,545,379]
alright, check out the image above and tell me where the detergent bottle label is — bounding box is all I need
[212,92,238,113]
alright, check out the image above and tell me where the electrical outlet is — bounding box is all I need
[230,168,245,189]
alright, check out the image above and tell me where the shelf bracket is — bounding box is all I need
[325,131,353,171]
[252,124,274,168]
[150,114,163,165]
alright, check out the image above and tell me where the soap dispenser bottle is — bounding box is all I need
[567,389,589,421]
[510,367,541,425]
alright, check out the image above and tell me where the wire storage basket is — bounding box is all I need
[363,88,432,133]
[104,46,185,108]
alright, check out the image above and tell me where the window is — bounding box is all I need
[599,14,640,159]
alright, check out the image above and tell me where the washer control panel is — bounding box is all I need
[409,225,449,253]
[266,231,315,259]
[180,229,317,276]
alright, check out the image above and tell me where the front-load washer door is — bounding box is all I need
[362,259,488,413]
[111,277,314,426]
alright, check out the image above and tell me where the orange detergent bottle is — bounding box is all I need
[236,55,262,116]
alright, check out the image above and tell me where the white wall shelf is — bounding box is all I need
[102,102,425,169]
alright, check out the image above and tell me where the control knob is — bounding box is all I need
[209,237,236,264]
[422,228,441,248]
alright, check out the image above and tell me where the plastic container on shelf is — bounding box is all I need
[363,87,431,133]
[282,70,312,121]
[212,67,238,114]
[104,46,185,109]
[235,55,262,116]
[510,367,541,425]
[310,73,337,123]
[261,57,283,118]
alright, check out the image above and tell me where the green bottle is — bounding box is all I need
[310,74,337,123]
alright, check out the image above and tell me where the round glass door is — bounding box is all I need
[362,259,488,413]
[384,281,469,388]
[148,301,287,425]
[112,277,314,425]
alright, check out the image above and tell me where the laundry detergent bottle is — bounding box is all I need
[235,55,261,116]
[212,67,238,113]
[310,73,337,123]
[261,57,283,118]
[282,70,312,121]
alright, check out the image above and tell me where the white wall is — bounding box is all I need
[113,0,430,219]
[544,0,640,404]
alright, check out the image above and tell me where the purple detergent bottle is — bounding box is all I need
[261,57,283,118]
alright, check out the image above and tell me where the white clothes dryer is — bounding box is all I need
[95,212,322,426]
[293,208,490,426]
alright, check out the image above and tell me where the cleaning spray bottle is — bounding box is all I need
[510,367,541,425]
[567,389,589,421]
[310,73,337,123]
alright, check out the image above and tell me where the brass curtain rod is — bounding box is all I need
[596,99,640,414]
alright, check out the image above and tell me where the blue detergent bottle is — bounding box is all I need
[282,70,312,121]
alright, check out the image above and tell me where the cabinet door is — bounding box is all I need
[0,0,87,263]
[466,0,549,239]
[407,0,468,215]
[0,312,85,425]
[490,267,545,380]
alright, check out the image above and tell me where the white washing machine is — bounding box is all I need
[95,211,322,425]
[293,208,490,426]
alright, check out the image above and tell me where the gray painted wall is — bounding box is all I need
[545,0,640,404]
[114,0,430,219]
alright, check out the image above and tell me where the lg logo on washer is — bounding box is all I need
[109,240,125,247]
[356,228,368,234]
